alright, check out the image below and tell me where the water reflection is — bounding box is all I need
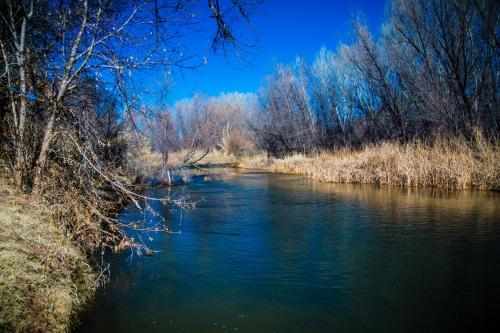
[76,172,500,333]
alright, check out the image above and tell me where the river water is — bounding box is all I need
[75,171,500,332]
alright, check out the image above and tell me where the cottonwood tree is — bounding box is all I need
[214,92,257,155]
[176,93,224,163]
[344,22,409,141]
[151,107,178,166]
[385,0,499,136]
[308,47,359,146]
[255,63,317,156]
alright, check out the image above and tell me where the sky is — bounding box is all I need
[144,0,387,105]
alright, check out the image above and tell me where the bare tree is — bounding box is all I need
[176,93,223,163]
[254,63,317,156]
[151,107,178,166]
[386,0,499,136]
[215,92,257,155]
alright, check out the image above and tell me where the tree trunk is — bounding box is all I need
[14,146,23,188]
[166,169,172,185]
[33,109,56,190]
[12,14,30,190]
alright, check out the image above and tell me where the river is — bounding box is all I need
[75,171,500,332]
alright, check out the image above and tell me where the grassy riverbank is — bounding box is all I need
[0,175,95,332]
[257,140,498,191]
[191,135,500,191]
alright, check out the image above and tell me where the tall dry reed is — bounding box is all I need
[242,133,499,191]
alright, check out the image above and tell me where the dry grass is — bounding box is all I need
[239,134,500,191]
[125,138,164,176]
[0,173,95,332]
[164,149,237,167]
[234,151,270,169]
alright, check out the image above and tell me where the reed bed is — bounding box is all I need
[240,134,500,191]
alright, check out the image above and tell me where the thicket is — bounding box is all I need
[253,0,499,156]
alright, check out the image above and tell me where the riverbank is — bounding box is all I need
[191,136,500,191]
[0,175,96,332]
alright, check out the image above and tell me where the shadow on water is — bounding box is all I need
[75,172,500,333]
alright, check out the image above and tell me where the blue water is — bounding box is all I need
[76,172,500,332]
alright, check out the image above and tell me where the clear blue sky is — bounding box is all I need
[144,0,387,105]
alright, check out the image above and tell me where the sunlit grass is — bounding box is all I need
[240,133,500,191]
